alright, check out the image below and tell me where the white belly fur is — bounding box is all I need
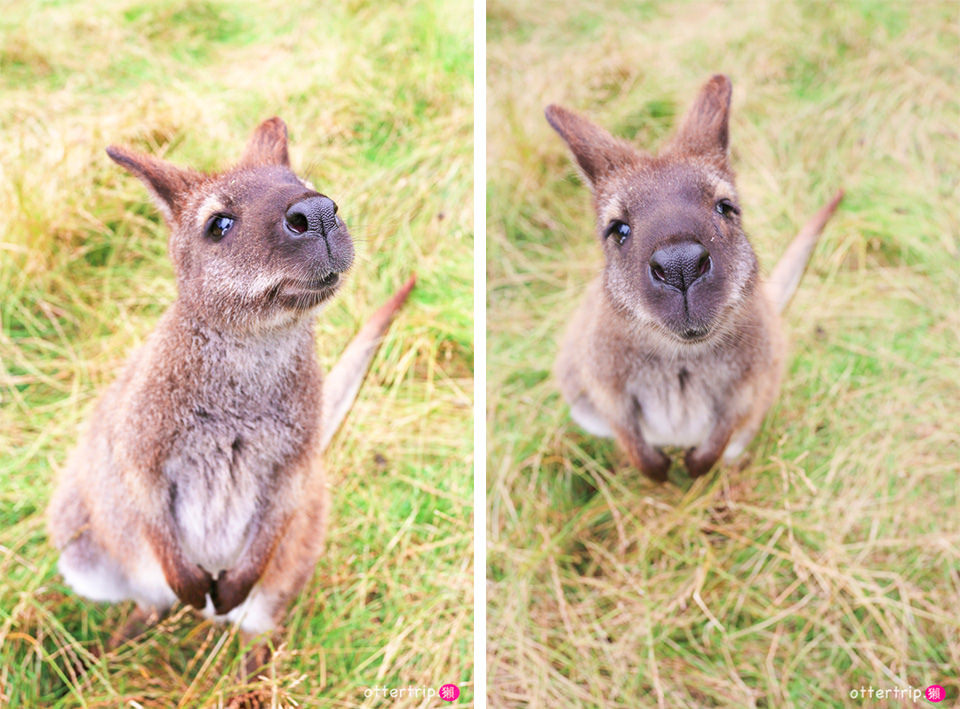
[639,385,713,450]
[175,482,256,575]
[164,439,262,576]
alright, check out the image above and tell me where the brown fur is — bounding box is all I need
[547,75,841,481]
[48,118,412,642]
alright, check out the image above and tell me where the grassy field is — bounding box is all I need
[487,1,959,707]
[0,0,472,706]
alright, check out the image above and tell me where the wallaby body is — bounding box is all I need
[547,75,841,481]
[48,118,413,642]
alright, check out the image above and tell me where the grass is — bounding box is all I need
[0,0,472,706]
[487,1,959,707]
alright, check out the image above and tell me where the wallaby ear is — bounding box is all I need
[106,145,200,223]
[240,117,290,167]
[545,104,639,186]
[667,74,732,161]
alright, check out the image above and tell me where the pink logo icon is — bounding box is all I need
[926,685,945,703]
[439,683,460,702]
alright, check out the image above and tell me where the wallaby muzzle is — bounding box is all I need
[283,194,353,278]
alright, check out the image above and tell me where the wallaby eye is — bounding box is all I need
[715,199,739,219]
[604,219,631,245]
[206,214,235,242]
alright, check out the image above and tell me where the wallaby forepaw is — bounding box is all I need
[684,448,719,479]
[635,446,670,482]
[614,424,670,482]
[212,569,257,616]
[172,564,214,610]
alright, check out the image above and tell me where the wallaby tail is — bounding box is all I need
[319,274,416,454]
[767,189,844,313]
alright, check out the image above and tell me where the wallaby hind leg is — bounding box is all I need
[723,399,775,463]
[57,530,134,605]
[50,472,132,604]
[556,325,613,436]
[569,392,614,437]
[57,520,177,612]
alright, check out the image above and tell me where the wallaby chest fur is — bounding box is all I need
[547,76,838,481]
[140,310,321,574]
[48,118,358,635]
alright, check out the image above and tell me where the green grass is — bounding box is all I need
[0,0,472,706]
[487,1,959,707]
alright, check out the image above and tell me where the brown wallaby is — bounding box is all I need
[47,118,414,656]
[546,75,842,481]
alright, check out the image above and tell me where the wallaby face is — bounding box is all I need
[548,76,757,345]
[107,118,354,332]
[594,159,758,343]
[547,76,841,481]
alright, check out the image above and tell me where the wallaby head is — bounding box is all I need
[106,117,354,333]
[546,75,758,344]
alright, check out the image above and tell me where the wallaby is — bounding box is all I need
[546,75,842,481]
[47,118,415,660]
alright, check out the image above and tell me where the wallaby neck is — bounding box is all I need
[164,300,319,383]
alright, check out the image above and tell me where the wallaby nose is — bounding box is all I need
[284,195,339,239]
[649,241,711,292]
